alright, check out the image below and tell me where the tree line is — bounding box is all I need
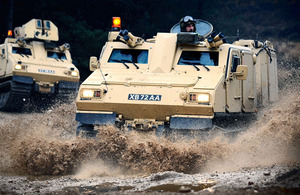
[1,0,299,79]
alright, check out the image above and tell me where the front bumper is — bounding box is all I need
[13,75,79,94]
[76,111,116,125]
[75,110,213,130]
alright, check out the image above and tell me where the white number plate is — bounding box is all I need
[128,94,162,101]
[38,69,55,74]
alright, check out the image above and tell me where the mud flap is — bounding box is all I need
[12,75,34,84]
[170,117,212,130]
[76,112,116,125]
[58,81,79,93]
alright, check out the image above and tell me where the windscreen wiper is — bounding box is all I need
[23,53,29,58]
[18,53,25,57]
[122,59,139,69]
[179,60,200,71]
[191,63,200,71]
[110,59,130,69]
[198,63,210,71]
[180,59,210,71]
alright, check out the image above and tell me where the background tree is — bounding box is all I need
[1,0,299,80]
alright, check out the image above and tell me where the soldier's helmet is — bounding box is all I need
[179,16,196,32]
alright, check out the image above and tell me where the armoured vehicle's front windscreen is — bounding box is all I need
[12,47,32,56]
[178,51,218,66]
[108,49,148,64]
[47,51,67,60]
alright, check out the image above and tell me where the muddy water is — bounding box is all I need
[0,68,300,193]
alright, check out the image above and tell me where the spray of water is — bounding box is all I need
[202,90,300,172]
[0,59,299,177]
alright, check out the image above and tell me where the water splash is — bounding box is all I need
[0,68,299,177]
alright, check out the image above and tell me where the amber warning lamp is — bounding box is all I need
[112,17,121,31]
[7,30,13,38]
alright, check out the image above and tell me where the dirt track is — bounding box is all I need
[0,164,299,194]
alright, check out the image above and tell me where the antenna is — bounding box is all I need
[236,29,240,41]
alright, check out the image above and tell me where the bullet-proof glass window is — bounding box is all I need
[36,19,42,29]
[178,51,218,66]
[47,51,67,60]
[108,49,148,64]
[44,20,51,30]
[231,55,240,72]
[12,47,32,55]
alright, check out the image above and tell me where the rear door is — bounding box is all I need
[225,49,242,112]
[241,51,256,112]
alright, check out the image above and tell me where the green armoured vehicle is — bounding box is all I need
[0,19,80,112]
[75,17,278,135]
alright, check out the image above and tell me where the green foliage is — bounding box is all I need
[51,14,108,79]
[55,15,107,68]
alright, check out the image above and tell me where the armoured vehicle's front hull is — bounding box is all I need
[77,102,213,120]
[0,55,79,111]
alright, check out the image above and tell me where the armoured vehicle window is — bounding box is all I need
[231,55,240,72]
[36,20,42,29]
[44,21,51,30]
[108,49,148,64]
[12,47,32,55]
[47,51,67,60]
[178,51,218,66]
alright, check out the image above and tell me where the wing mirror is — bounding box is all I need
[89,56,98,71]
[234,65,248,80]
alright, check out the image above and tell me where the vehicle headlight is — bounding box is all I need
[15,64,26,70]
[197,94,210,103]
[71,71,78,77]
[189,93,210,104]
[80,89,102,99]
[82,89,94,98]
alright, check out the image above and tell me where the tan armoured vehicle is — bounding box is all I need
[75,17,278,135]
[0,19,80,112]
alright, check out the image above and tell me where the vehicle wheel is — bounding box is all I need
[76,122,97,138]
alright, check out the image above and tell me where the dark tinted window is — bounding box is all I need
[47,51,67,60]
[178,51,218,66]
[36,20,42,28]
[12,47,32,55]
[108,49,148,64]
[231,55,240,72]
[45,21,51,29]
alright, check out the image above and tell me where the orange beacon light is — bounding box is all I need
[7,30,13,37]
[112,17,121,31]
